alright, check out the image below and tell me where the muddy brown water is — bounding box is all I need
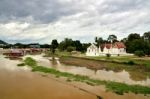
[0,55,97,99]
[0,54,150,99]
[24,55,150,86]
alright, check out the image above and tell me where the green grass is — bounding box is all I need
[44,50,71,57]
[20,57,150,95]
[24,57,37,67]
[31,65,150,95]
[17,63,25,66]
[60,56,150,79]
[86,56,150,67]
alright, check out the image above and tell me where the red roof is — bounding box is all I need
[102,42,126,49]
[114,42,126,49]
[104,44,112,49]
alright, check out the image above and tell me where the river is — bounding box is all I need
[0,54,149,99]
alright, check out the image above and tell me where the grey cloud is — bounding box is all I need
[0,0,80,23]
[0,0,150,43]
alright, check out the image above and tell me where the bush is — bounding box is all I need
[127,60,135,65]
[67,46,76,52]
[17,63,25,66]
[106,54,111,58]
[134,51,145,57]
[24,57,37,67]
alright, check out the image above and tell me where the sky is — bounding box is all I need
[0,0,150,44]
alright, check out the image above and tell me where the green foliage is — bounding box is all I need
[95,37,104,47]
[106,54,111,58]
[126,60,135,65]
[134,51,145,57]
[24,57,37,67]
[58,38,85,52]
[32,65,150,95]
[51,39,59,54]
[123,32,150,56]
[67,46,75,52]
[17,63,25,66]
[106,82,150,95]
[22,57,150,95]
[143,31,150,42]
[107,35,117,43]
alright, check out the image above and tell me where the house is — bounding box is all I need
[86,44,99,56]
[86,42,126,56]
[3,49,24,58]
[103,42,126,55]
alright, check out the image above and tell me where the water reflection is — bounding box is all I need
[27,55,150,87]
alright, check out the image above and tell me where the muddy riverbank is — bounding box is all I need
[60,56,150,81]
[24,55,150,86]
[0,55,97,99]
[0,54,150,99]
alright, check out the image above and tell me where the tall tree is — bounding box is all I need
[143,31,150,42]
[51,39,59,54]
[95,37,103,46]
[58,38,73,51]
[127,33,141,41]
[107,35,117,43]
[72,40,83,51]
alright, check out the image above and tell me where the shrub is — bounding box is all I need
[67,46,76,52]
[24,57,37,67]
[106,54,111,58]
[17,63,25,66]
[134,50,145,57]
[127,60,135,65]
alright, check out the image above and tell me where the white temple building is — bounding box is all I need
[86,42,127,56]
[86,44,99,56]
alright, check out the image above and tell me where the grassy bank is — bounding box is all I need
[19,57,150,95]
[85,56,150,69]
[60,56,150,81]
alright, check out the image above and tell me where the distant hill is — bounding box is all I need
[0,40,7,45]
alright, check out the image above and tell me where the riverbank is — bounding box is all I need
[1,54,150,99]
[60,56,150,81]
[19,57,150,96]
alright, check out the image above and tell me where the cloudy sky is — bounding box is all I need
[0,0,150,44]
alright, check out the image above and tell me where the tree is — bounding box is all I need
[40,44,50,48]
[67,46,76,52]
[143,31,150,42]
[58,38,73,51]
[125,33,141,53]
[51,39,59,54]
[72,40,83,51]
[107,35,117,43]
[134,50,145,57]
[127,33,141,41]
[95,37,103,47]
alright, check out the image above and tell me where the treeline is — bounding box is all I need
[50,31,150,56]
[1,31,150,56]
[122,31,150,56]
[51,38,90,53]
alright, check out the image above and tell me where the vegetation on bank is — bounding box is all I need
[18,57,150,95]
[60,56,150,81]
